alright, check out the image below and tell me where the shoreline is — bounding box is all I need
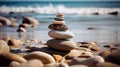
[0,26,120,44]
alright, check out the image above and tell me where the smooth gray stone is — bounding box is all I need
[46,39,76,51]
[48,30,74,39]
[69,56,104,67]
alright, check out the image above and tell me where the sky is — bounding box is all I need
[0,0,120,1]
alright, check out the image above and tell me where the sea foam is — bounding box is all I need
[0,4,120,15]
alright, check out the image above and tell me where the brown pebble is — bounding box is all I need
[53,54,63,62]
[90,46,101,51]
[53,54,67,63]
[96,62,120,67]
[80,44,92,49]
[19,23,30,28]
[99,50,111,58]
[0,22,3,26]
[8,39,24,48]
[87,27,96,30]
[9,22,19,27]
[78,52,93,58]
[109,47,117,51]
[105,47,120,65]
[114,44,120,47]
[103,45,112,48]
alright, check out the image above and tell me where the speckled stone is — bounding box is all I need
[48,24,68,31]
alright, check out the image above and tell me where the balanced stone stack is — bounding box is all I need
[47,13,76,51]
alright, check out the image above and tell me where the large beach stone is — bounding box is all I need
[46,39,76,51]
[48,24,68,31]
[24,51,55,64]
[0,16,12,26]
[66,49,93,59]
[0,40,10,54]
[105,47,120,65]
[22,16,39,27]
[29,46,70,56]
[99,50,111,58]
[2,52,27,63]
[48,30,74,39]
[9,61,20,67]
[69,56,104,67]
[16,59,44,67]
[96,62,120,67]
[0,55,11,66]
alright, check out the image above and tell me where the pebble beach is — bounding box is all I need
[0,12,120,67]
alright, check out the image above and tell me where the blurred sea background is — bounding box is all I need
[0,1,120,44]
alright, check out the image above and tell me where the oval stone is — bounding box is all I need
[2,52,27,63]
[0,40,10,54]
[48,30,74,39]
[46,39,76,51]
[24,51,55,64]
[52,20,65,24]
[69,56,104,67]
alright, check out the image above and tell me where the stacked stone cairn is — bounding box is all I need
[47,13,76,51]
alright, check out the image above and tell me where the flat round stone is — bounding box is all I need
[48,30,74,39]
[52,20,65,24]
[46,39,76,51]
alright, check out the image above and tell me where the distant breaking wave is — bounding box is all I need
[0,4,120,15]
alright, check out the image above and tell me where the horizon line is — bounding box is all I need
[0,0,120,1]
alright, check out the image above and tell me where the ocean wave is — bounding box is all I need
[0,4,120,15]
